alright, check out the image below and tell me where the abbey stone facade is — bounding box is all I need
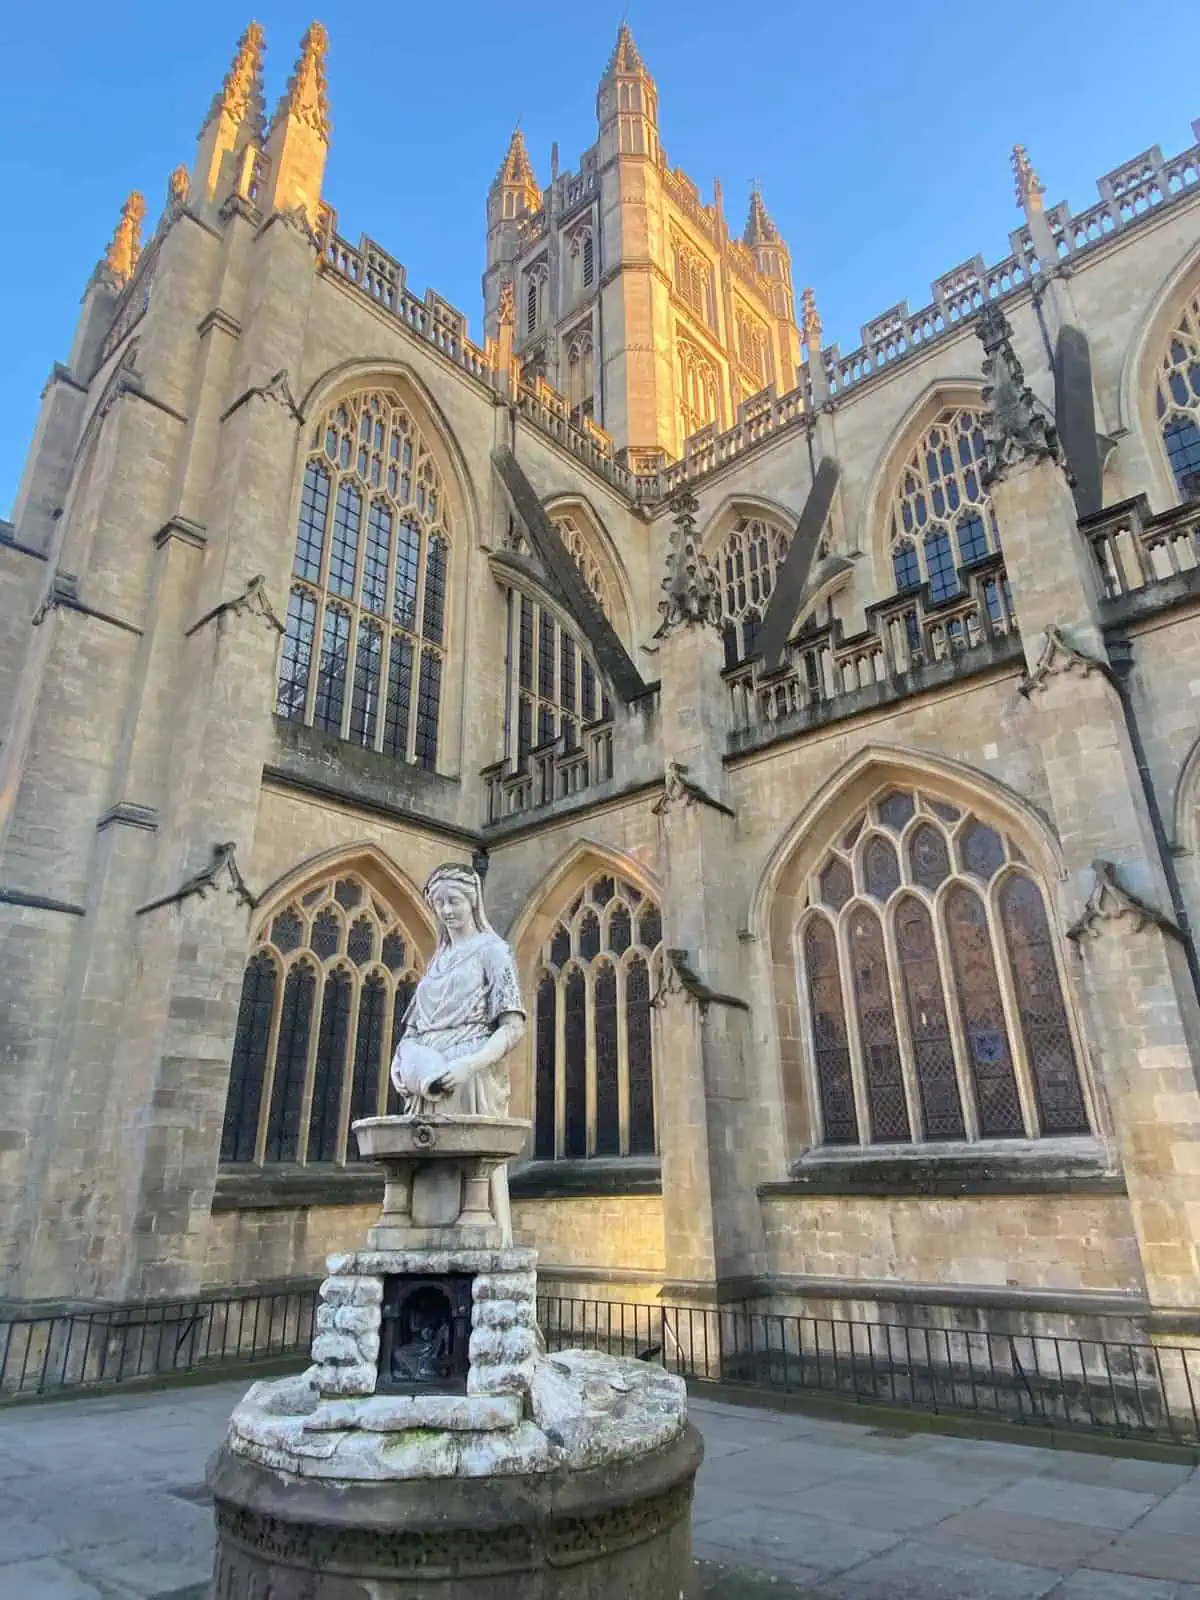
[3,21,1200,1347]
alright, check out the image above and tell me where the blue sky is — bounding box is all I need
[1,1,1192,513]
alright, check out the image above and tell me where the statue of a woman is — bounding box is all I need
[390,862,526,1240]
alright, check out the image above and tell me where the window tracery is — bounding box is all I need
[736,307,770,387]
[678,338,720,443]
[569,227,595,291]
[671,235,713,325]
[797,788,1088,1147]
[277,388,449,772]
[713,513,791,665]
[220,871,423,1167]
[533,872,662,1161]
[525,264,548,336]
[565,329,595,424]
[888,409,1000,601]
[1155,289,1200,500]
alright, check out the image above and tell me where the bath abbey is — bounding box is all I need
[3,17,1200,1358]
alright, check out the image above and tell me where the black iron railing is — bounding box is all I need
[0,1283,319,1401]
[538,1296,1200,1446]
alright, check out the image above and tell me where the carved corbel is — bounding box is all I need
[1066,859,1183,944]
[1018,625,1113,698]
[651,760,735,819]
[651,948,749,1014]
[137,842,256,916]
[186,573,285,638]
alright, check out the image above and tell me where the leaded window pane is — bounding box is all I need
[272,911,303,954]
[563,969,587,1158]
[1000,875,1089,1134]
[349,974,387,1131]
[423,534,447,643]
[311,909,340,961]
[534,976,557,1160]
[909,823,951,890]
[294,462,330,583]
[889,410,998,596]
[579,909,601,959]
[863,835,901,902]
[713,516,790,664]
[362,502,391,616]
[1157,292,1200,499]
[308,969,352,1162]
[878,791,915,832]
[349,621,383,747]
[277,590,317,722]
[945,884,1024,1137]
[896,896,964,1140]
[638,905,662,950]
[609,903,632,954]
[264,962,316,1162]
[627,955,655,1155]
[803,916,857,1144]
[960,819,1005,881]
[382,637,413,761]
[329,482,361,599]
[347,917,375,966]
[314,607,351,734]
[819,857,853,911]
[414,650,441,771]
[393,520,421,631]
[221,952,276,1163]
[594,964,620,1156]
[849,907,910,1141]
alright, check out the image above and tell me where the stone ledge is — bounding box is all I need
[762,1145,1125,1199]
[510,1157,662,1199]
[213,1165,383,1211]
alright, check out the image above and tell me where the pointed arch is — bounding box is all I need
[697,493,797,667]
[508,836,663,973]
[541,492,636,645]
[750,742,1066,945]
[251,841,437,959]
[697,490,800,560]
[1120,237,1200,508]
[1172,730,1200,856]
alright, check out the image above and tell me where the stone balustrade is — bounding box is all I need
[1082,494,1200,602]
[726,556,1019,738]
[481,721,615,825]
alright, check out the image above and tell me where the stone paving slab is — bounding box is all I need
[0,1381,1198,1597]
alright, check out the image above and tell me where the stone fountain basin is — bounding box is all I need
[351,1113,531,1164]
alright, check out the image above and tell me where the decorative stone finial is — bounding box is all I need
[1012,144,1046,216]
[204,21,266,136]
[494,127,537,191]
[744,186,780,248]
[163,164,190,224]
[656,486,717,637]
[801,286,822,354]
[104,191,146,287]
[271,21,330,142]
[976,303,1063,484]
[604,21,647,77]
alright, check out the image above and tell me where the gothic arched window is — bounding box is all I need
[277,389,450,772]
[499,518,613,767]
[713,514,791,666]
[569,227,595,291]
[797,788,1088,1147]
[678,338,720,444]
[672,237,713,326]
[525,266,548,336]
[736,308,770,387]
[220,871,423,1167]
[1155,290,1200,501]
[888,409,1001,600]
[532,872,662,1161]
[566,330,595,424]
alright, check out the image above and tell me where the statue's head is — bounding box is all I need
[424,862,490,945]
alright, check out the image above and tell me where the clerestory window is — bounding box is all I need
[1156,290,1200,501]
[888,409,1001,602]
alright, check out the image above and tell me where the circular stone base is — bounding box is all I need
[207,1423,703,1599]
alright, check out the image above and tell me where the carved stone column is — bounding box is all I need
[979,308,1200,1313]
[650,491,768,1306]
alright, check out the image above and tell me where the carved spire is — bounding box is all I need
[270,21,330,143]
[744,186,780,247]
[976,304,1063,483]
[801,286,822,354]
[604,22,648,78]
[203,21,266,139]
[103,191,146,288]
[1012,143,1046,216]
[493,127,538,192]
[656,487,717,637]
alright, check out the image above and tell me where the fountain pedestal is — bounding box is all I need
[206,1114,702,1598]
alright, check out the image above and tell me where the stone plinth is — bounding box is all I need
[208,1114,702,1596]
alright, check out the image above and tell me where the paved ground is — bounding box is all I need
[0,1379,1198,1597]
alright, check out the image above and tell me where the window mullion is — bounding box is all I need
[835,908,872,1146]
[881,900,924,1142]
[616,958,631,1156]
[296,963,328,1165]
[585,967,598,1157]
[335,976,365,1164]
[553,971,567,1160]
[985,883,1041,1136]
[252,953,288,1167]
[932,881,981,1140]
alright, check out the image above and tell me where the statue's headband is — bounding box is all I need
[423,864,480,903]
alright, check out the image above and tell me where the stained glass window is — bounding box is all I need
[888,409,1000,597]
[533,871,662,1160]
[276,389,449,768]
[221,871,424,1167]
[797,788,1089,1148]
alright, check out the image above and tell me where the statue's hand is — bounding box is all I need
[424,1056,478,1098]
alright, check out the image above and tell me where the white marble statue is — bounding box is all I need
[389,862,526,1239]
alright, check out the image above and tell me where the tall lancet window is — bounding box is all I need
[678,338,720,443]
[888,409,1002,604]
[565,329,595,424]
[797,788,1089,1148]
[220,871,424,1168]
[1156,288,1200,501]
[277,389,451,771]
[713,514,791,666]
[532,872,662,1162]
